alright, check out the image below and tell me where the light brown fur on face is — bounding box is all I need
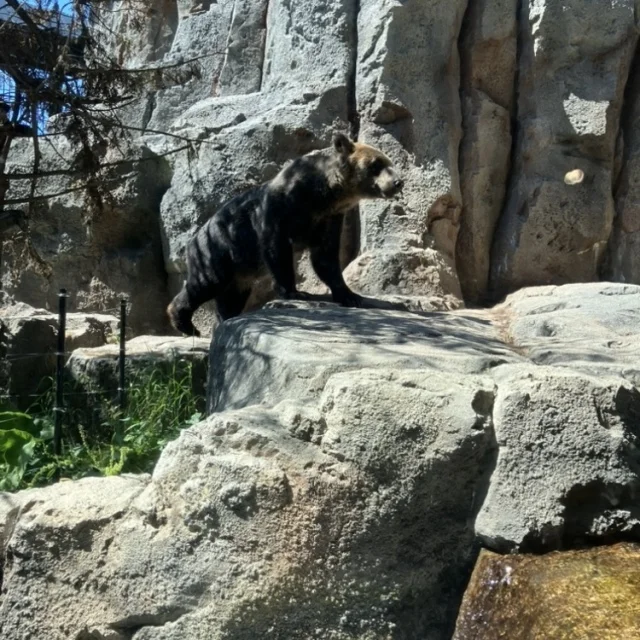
[345,141,403,199]
[351,143,393,167]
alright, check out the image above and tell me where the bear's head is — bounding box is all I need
[333,133,404,199]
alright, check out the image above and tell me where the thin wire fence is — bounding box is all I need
[1,289,207,487]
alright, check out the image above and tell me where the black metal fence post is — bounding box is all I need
[54,288,67,458]
[118,298,127,411]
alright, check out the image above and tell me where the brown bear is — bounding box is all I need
[167,133,404,336]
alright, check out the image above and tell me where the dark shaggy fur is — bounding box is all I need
[168,133,403,336]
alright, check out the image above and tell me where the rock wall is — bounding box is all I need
[489,0,637,300]
[3,0,640,331]
[2,138,172,335]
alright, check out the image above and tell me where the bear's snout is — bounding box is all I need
[380,175,404,198]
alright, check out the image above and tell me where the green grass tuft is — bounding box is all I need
[0,362,203,492]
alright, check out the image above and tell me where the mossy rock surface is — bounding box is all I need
[454,543,640,639]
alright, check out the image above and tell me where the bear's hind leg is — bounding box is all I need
[167,286,199,336]
[167,280,221,337]
[215,285,251,321]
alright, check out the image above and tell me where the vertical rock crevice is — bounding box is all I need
[455,0,480,303]
[454,0,521,305]
[217,0,240,96]
[257,0,271,92]
[258,0,273,91]
[603,34,640,282]
[487,0,525,303]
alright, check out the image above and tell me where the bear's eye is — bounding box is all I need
[370,159,385,175]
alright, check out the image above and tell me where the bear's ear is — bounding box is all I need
[333,133,355,157]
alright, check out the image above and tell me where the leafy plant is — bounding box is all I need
[0,411,39,490]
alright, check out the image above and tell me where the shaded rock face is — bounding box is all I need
[6,0,640,328]
[0,303,120,409]
[1,283,640,638]
[2,140,172,335]
[453,544,640,640]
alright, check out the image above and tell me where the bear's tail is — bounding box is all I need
[167,289,201,337]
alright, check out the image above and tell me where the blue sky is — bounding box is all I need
[0,1,81,129]
[0,1,75,26]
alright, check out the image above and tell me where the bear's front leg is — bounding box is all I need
[262,222,308,300]
[310,218,363,308]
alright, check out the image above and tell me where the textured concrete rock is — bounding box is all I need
[0,370,496,640]
[101,0,239,129]
[67,335,210,400]
[96,0,640,308]
[217,0,269,97]
[0,303,120,408]
[208,283,640,415]
[476,364,640,552]
[0,475,151,640]
[495,282,640,386]
[453,544,640,639]
[490,0,638,299]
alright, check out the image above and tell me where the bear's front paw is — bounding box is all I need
[278,288,313,301]
[334,290,364,308]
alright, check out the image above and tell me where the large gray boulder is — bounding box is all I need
[476,364,640,551]
[494,282,640,385]
[0,475,152,639]
[207,299,521,413]
[1,371,495,639]
[67,335,210,401]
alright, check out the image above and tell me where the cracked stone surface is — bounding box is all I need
[1,283,639,638]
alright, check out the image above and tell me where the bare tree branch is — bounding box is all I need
[0,0,206,212]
